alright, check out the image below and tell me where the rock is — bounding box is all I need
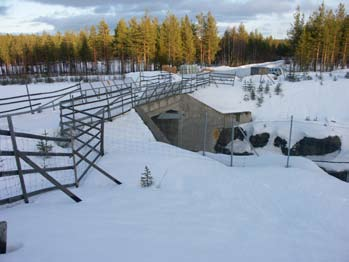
[249,133,270,148]
[274,136,288,154]
[273,135,341,156]
[292,136,341,156]
[214,127,247,154]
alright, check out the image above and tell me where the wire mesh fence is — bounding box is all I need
[0,117,77,204]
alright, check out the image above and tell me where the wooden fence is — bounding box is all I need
[0,83,82,117]
[0,71,237,204]
[0,114,121,205]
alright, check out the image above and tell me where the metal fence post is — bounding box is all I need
[100,109,105,156]
[0,221,6,254]
[286,115,294,168]
[70,128,78,188]
[230,118,234,167]
[25,83,33,114]
[202,111,208,156]
[59,105,64,135]
[7,116,29,203]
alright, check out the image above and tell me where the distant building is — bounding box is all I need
[251,66,283,76]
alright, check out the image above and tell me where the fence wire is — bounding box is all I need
[0,119,75,203]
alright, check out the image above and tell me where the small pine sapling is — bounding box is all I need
[243,94,250,101]
[264,82,270,94]
[140,166,153,187]
[247,79,255,92]
[242,80,248,92]
[250,89,256,100]
[36,130,53,158]
[274,83,282,95]
[256,94,264,107]
[257,83,264,94]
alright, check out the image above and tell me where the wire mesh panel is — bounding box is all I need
[0,117,77,204]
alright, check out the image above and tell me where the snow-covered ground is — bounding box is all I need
[1,109,349,262]
[1,66,349,262]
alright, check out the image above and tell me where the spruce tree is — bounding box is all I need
[140,166,153,187]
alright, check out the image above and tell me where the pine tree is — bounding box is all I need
[114,19,129,74]
[247,79,255,92]
[288,6,304,57]
[88,25,98,72]
[250,89,256,100]
[264,82,270,94]
[181,15,196,64]
[274,83,282,95]
[195,13,206,65]
[205,12,220,65]
[128,17,143,69]
[242,80,248,92]
[257,83,264,94]
[36,130,53,158]
[137,13,158,69]
[256,94,264,107]
[79,30,91,75]
[159,13,182,65]
[97,19,112,73]
[140,166,153,187]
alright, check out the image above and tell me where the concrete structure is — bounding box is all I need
[136,94,251,153]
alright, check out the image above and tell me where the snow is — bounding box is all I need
[126,70,182,83]
[192,71,349,122]
[191,70,349,171]
[207,60,285,77]
[1,68,349,262]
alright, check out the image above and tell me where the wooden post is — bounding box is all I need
[74,150,121,185]
[25,84,33,114]
[70,129,79,188]
[7,116,29,203]
[0,221,6,254]
[202,112,208,156]
[59,106,64,135]
[121,95,124,113]
[100,110,105,156]
[17,152,82,203]
[286,115,294,168]
[230,118,234,167]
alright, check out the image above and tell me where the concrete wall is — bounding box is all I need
[136,94,252,153]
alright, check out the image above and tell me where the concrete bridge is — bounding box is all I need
[136,94,251,153]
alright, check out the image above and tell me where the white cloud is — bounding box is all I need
[0,0,347,37]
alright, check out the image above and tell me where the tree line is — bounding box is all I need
[0,3,346,77]
[288,2,348,71]
[0,11,290,77]
[0,12,221,76]
[216,24,289,66]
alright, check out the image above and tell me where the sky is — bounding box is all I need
[0,0,346,39]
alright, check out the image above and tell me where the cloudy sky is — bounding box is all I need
[0,0,346,38]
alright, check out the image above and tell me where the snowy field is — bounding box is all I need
[1,109,349,262]
[1,66,349,262]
